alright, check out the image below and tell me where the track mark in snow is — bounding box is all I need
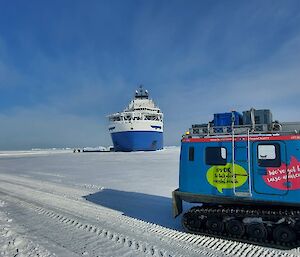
[2,194,182,257]
[0,200,5,207]
[0,175,299,257]
[0,205,55,257]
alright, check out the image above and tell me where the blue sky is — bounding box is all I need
[1,0,300,150]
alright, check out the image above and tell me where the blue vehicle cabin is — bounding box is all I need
[173,108,300,247]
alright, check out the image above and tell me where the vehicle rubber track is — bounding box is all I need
[182,205,300,249]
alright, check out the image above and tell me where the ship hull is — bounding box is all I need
[111,131,163,152]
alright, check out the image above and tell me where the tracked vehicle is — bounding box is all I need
[173,109,300,248]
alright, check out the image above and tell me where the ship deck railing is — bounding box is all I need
[188,122,300,138]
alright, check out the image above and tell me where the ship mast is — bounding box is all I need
[135,85,149,99]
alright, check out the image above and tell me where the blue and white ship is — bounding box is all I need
[108,86,163,152]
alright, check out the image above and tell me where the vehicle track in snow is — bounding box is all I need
[0,175,219,257]
[1,180,222,257]
[0,200,57,257]
[0,174,299,257]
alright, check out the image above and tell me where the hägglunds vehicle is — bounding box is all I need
[173,109,300,248]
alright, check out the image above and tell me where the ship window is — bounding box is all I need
[205,147,227,165]
[257,143,281,167]
[189,147,194,161]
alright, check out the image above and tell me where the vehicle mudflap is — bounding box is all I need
[172,189,183,218]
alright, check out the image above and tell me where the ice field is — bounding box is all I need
[0,147,299,257]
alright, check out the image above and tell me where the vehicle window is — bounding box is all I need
[205,147,227,165]
[257,143,281,167]
[189,147,194,161]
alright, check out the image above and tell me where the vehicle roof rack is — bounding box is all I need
[187,122,300,138]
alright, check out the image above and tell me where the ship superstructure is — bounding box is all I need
[108,85,163,151]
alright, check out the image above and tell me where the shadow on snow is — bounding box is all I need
[83,189,189,230]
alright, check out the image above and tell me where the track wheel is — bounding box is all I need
[182,213,190,229]
[294,221,300,233]
[206,218,224,233]
[273,225,296,244]
[182,213,201,231]
[247,223,267,240]
[226,219,245,238]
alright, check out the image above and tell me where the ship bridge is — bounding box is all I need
[125,85,161,114]
[108,85,163,122]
